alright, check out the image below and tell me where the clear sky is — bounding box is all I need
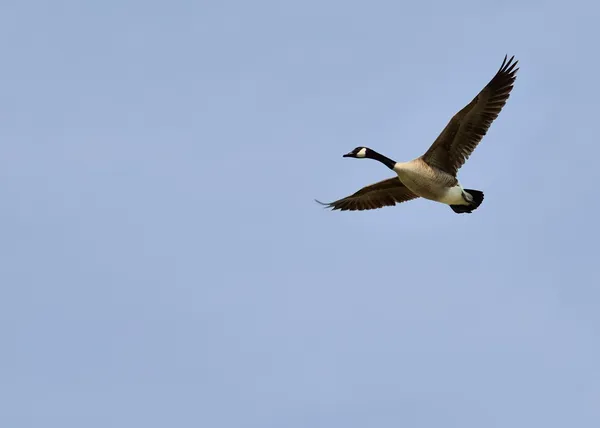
[1,0,599,427]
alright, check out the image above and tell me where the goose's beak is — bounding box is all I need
[343,152,354,158]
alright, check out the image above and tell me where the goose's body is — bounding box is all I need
[393,159,460,203]
[317,55,519,214]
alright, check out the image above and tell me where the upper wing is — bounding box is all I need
[316,177,419,211]
[421,55,519,176]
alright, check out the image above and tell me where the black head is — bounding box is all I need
[342,147,370,159]
[341,146,397,170]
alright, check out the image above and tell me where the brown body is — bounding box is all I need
[393,159,459,203]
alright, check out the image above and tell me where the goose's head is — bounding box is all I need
[343,147,370,159]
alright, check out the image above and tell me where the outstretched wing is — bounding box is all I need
[316,177,419,211]
[421,55,519,176]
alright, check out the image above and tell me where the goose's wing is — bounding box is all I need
[316,177,419,211]
[421,55,519,176]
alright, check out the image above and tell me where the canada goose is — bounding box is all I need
[317,55,518,214]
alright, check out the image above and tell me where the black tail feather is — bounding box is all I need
[450,189,484,214]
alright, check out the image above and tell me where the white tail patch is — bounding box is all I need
[440,185,469,205]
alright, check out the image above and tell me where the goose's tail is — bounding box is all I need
[450,189,484,214]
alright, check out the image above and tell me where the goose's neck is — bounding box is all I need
[368,150,397,170]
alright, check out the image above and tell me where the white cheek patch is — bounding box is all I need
[357,148,367,158]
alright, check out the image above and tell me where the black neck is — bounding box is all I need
[367,150,397,170]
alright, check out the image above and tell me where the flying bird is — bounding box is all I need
[317,55,519,214]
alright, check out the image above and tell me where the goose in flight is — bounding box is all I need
[317,55,519,214]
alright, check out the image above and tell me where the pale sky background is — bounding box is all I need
[1,1,599,427]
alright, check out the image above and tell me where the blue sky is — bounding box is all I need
[1,0,599,427]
